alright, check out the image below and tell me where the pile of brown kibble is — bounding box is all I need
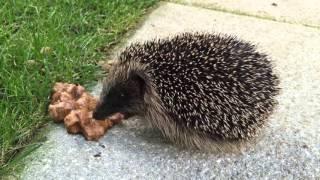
[48,82,122,141]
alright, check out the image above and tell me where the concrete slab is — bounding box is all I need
[21,3,320,179]
[170,0,320,28]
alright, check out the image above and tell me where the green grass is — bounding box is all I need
[0,0,157,176]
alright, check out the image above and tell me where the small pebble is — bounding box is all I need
[93,152,101,158]
[99,143,106,148]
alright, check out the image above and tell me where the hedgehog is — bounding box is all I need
[93,32,280,152]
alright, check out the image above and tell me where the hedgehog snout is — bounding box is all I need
[93,98,128,121]
[92,100,109,120]
[92,108,106,120]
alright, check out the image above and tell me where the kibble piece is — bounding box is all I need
[49,82,123,141]
[48,101,76,122]
[82,122,106,141]
[76,92,97,111]
[64,110,81,134]
[51,91,62,104]
[96,119,114,129]
[59,92,74,102]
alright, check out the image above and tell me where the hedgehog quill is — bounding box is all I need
[93,32,280,152]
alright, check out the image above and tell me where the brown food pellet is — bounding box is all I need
[76,93,97,111]
[67,124,82,134]
[49,101,76,122]
[48,82,123,141]
[82,122,106,141]
[51,91,62,104]
[64,110,81,134]
[96,120,113,128]
[59,92,74,102]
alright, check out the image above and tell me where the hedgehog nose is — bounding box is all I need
[93,100,104,120]
[92,110,104,120]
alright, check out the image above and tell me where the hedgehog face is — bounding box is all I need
[93,74,146,120]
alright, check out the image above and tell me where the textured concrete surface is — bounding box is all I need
[170,0,320,28]
[21,2,320,179]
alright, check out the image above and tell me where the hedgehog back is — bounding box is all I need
[119,33,279,140]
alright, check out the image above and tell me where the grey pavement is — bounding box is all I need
[21,2,320,179]
[170,0,320,28]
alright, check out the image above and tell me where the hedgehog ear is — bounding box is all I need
[129,72,146,96]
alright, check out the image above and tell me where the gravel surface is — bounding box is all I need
[21,3,320,179]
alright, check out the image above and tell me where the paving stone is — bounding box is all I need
[170,0,320,27]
